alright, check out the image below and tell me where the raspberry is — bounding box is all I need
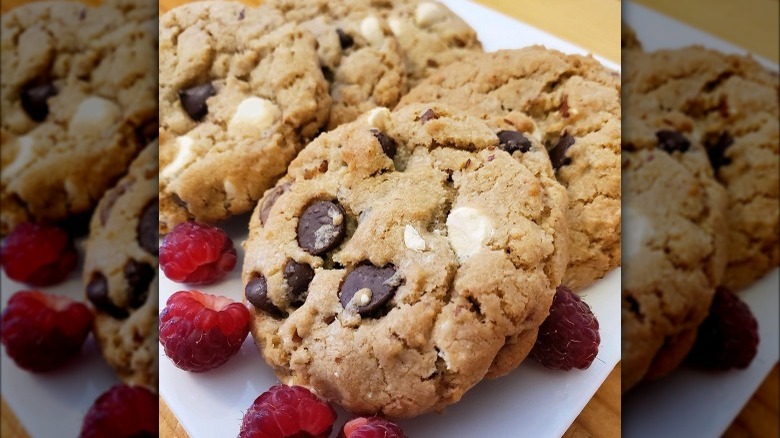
[0,290,93,372]
[239,385,337,438]
[340,417,407,438]
[687,287,759,370]
[531,286,600,370]
[159,290,250,372]
[79,384,158,438]
[159,222,237,285]
[1,223,78,286]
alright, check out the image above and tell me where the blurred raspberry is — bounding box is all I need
[79,384,158,438]
[159,290,250,372]
[531,286,600,370]
[239,385,336,438]
[1,290,93,372]
[687,287,759,370]
[159,221,237,285]
[340,417,407,438]
[1,223,78,286]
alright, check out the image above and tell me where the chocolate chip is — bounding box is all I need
[420,109,439,124]
[297,200,347,255]
[245,275,284,316]
[370,128,397,158]
[20,82,57,121]
[238,8,245,20]
[284,260,315,306]
[124,260,154,309]
[704,131,734,171]
[86,272,129,319]
[549,134,575,170]
[339,264,398,317]
[135,119,159,145]
[497,130,532,154]
[137,198,159,256]
[259,183,290,226]
[336,28,354,49]
[179,83,216,121]
[321,65,335,82]
[655,130,690,153]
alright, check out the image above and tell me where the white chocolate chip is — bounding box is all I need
[70,97,120,134]
[446,207,493,262]
[228,97,280,137]
[360,16,385,47]
[224,180,238,199]
[3,136,35,177]
[357,288,373,306]
[64,179,78,197]
[161,136,195,180]
[366,107,391,130]
[388,17,406,36]
[415,2,446,27]
[404,225,426,251]
[622,207,648,262]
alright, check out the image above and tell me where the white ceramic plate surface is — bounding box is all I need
[622,3,780,437]
[159,1,622,437]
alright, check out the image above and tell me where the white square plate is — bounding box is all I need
[159,1,622,437]
[622,3,780,437]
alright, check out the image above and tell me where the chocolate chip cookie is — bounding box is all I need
[0,0,156,235]
[83,142,159,389]
[243,104,569,417]
[399,46,622,291]
[368,0,483,87]
[621,85,730,389]
[624,47,779,290]
[267,0,407,129]
[158,1,331,233]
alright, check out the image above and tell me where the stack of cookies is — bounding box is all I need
[158,0,621,418]
[621,27,779,391]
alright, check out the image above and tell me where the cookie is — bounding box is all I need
[242,104,569,417]
[158,1,331,233]
[0,1,156,235]
[268,0,407,129]
[83,142,159,389]
[364,0,483,87]
[399,46,622,291]
[621,139,728,391]
[624,47,779,290]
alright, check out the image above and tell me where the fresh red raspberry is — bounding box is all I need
[239,385,337,438]
[687,287,759,370]
[531,285,600,370]
[160,222,237,285]
[1,223,78,286]
[79,384,158,438]
[340,417,407,438]
[1,290,93,372]
[159,290,250,372]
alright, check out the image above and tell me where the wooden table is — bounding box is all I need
[1,0,777,437]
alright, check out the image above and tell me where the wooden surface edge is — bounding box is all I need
[1,398,30,438]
